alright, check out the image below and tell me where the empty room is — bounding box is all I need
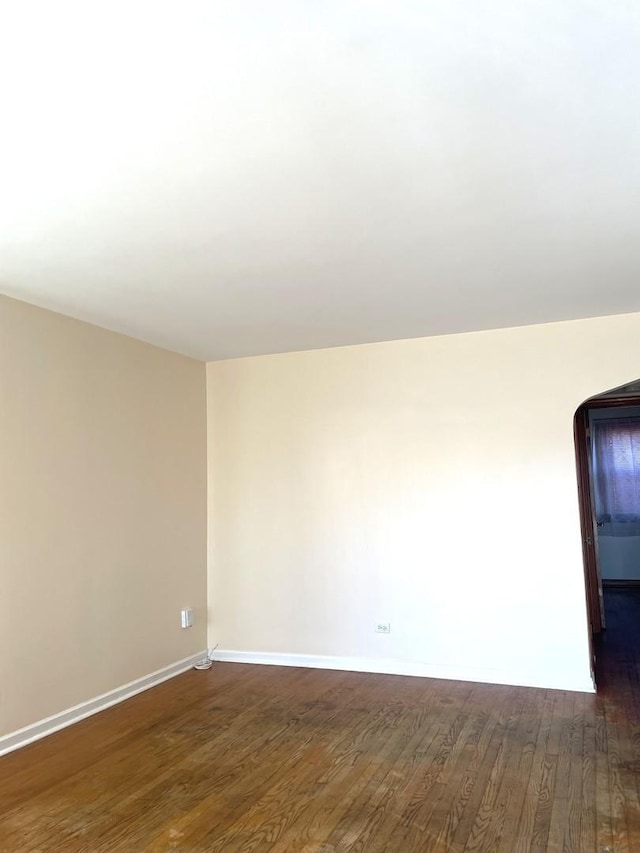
[1,1,640,851]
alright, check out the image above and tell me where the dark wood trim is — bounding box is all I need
[574,406,602,646]
[584,395,640,409]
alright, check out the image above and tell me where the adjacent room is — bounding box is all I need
[1,1,640,850]
[582,392,640,688]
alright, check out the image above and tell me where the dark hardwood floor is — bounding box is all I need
[2,596,640,851]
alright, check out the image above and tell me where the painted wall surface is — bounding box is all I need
[589,406,640,581]
[207,312,640,693]
[597,538,640,580]
[0,296,207,736]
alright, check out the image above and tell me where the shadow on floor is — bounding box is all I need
[594,587,640,693]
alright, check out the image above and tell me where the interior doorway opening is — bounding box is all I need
[575,379,640,689]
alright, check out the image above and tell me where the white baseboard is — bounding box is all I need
[213,649,595,694]
[0,650,207,757]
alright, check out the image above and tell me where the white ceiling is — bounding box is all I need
[1,1,639,361]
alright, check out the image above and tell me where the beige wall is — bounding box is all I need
[207,311,640,692]
[0,296,207,737]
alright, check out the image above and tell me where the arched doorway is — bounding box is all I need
[575,379,640,687]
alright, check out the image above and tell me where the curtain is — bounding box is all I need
[592,417,640,537]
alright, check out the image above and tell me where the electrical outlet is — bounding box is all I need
[375,622,391,634]
[181,608,194,628]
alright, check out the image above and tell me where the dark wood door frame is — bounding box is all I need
[574,405,600,686]
[574,407,601,632]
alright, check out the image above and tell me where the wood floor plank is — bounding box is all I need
[498,694,561,853]
[453,686,532,853]
[3,590,640,851]
[138,669,368,851]
[594,691,614,852]
[419,685,530,852]
[331,693,480,851]
[282,680,466,852]
[441,690,525,852]
[269,681,443,853]
[579,692,597,853]
[381,689,506,851]
[201,695,417,851]
[426,687,514,853]
[378,693,490,851]
[564,693,587,852]
[544,688,576,851]
[493,686,550,853]
[606,685,632,852]
[482,683,553,852]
